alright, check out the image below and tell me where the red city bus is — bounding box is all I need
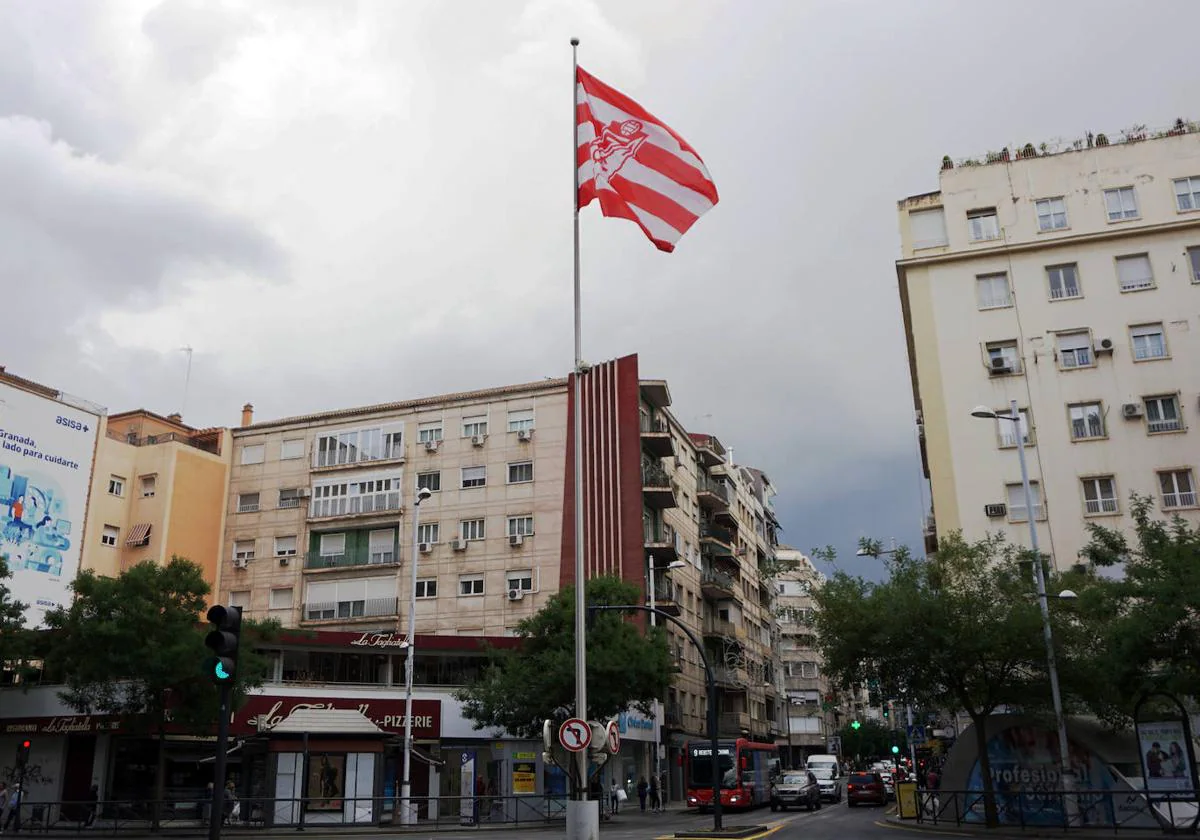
[685,739,780,811]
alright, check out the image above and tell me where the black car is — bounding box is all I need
[770,770,821,812]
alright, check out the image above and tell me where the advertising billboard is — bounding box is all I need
[0,381,100,627]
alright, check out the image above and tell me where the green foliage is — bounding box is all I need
[837,719,907,762]
[42,557,279,731]
[456,575,672,739]
[0,556,31,673]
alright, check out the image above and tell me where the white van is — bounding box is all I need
[805,755,842,802]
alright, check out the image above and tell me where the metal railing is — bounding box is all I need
[642,458,672,488]
[1164,492,1198,509]
[700,522,734,546]
[640,413,668,434]
[302,596,398,621]
[696,475,730,504]
[106,430,221,454]
[0,794,575,834]
[304,548,399,569]
[701,568,736,594]
[914,787,1193,832]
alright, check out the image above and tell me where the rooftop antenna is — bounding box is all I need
[179,346,194,417]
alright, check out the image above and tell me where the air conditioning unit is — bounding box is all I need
[424,439,440,452]
[451,538,467,552]
[509,534,525,547]
[989,357,1013,375]
[233,557,249,569]
[983,503,1007,518]
[517,429,533,442]
[507,588,525,602]
[418,542,433,554]
[278,556,290,567]
[1094,337,1114,354]
[1123,403,1144,418]
[296,488,311,498]
[471,434,487,447]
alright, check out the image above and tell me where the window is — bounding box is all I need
[1082,476,1118,515]
[1006,482,1045,522]
[309,472,401,517]
[461,466,487,488]
[975,273,1011,309]
[1068,403,1105,440]
[1130,323,1167,360]
[995,408,1032,448]
[461,518,486,541]
[986,341,1021,374]
[507,570,534,592]
[1188,247,1200,284]
[507,515,534,537]
[1104,187,1139,221]
[238,492,260,513]
[229,590,250,609]
[1145,395,1183,433]
[416,578,438,599]
[275,535,298,557]
[967,208,1000,242]
[417,471,441,492]
[269,588,293,610]
[280,438,305,460]
[368,529,396,564]
[1174,176,1200,212]
[1116,254,1154,291]
[459,575,485,596]
[1159,469,1197,509]
[1035,197,1068,231]
[319,533,346,562]
[313,424,404,467]
[1047,264,1081,300]
[140,475,156,498]
[909,207,948,249]
[101,525,119,547]
[278,488,301,509]
[108,475,125,497]
[507,461,534,483]
[1056,331,1092,369]
[462,415,488,437]
[418,422,443,443]
[417,522,440,544]
[507,409,535,432]
[241,444,265,465]
[234,539,256,561]
[304,576,394,620]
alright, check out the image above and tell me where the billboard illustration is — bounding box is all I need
[0,381,100,627]
[1136,720,1192,792]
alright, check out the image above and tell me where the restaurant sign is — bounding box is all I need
[233,696,441,738]
[2,716,122,735]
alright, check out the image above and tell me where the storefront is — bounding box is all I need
[608,709,659,798]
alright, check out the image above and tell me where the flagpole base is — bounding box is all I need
[566,800,599,840]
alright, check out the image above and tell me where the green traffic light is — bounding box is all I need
[891,745,900,754]
[851,720,861,730]
[215,661,232,680]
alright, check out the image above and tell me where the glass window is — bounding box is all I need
[463,416,488,437]
[1068,403,1105,440]
[1047,264,1081,300]
[417,471,441,492]
[461,466,487,488]
[140,475,156,498]
[1188,247,1200,284]
[1035,197,1068,231]
[1104,187,1139,221]
[507,410,535,432]
[278,488,301,509]
[368,529,396,564]
[234,539,255,561]
[229,590,250,609]
[417,522,440,544]
[238,492,260,513]
[319,532,346,559]
[280,439,305,460]
[461,519,486,541]
[101,525,119,547]
[1005,482,1044,522]
[1130,323,1167,360]
[459,575,485,596]
[1056,331,1092,369]
[270,588,293,609]
[275,535,298,556]
[1116,254,1154,291]
[416,578,438,598]
[418,422,443,443]
[975,273,1011,309]
[986,341,1021,374]
[1145,396,1183,433]
[967,208,1000,242]
[1082,476,1118,515]
[507,570,534,592]
[1174,177,1200,212]
[1159,470,1197,509]
[507,515,534,537]
[995,408,1031,448]
[507,461,534,483]
[108,475,125,497]
[909,207,948,249]
[241,444,265,465]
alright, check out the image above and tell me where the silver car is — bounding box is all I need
[810,767,842,802]
[770,771,821,812]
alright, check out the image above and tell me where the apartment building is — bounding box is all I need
[773,547,836,767]
[82,410,231,590]
[898,127,1200,567]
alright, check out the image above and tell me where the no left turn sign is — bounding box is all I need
[559,718,592,752]
[606,719,620,753]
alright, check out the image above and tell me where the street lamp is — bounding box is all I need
[970,400,1075,800]
[399,485,434,826]
[648,554,686,805]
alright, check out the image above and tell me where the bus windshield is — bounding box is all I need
[690,751,738,789]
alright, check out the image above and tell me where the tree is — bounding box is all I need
[456,575,673,739]
[0,556,31,677]
[42,558,278,826]
[813,533,1050,826]
[837,719,908,763]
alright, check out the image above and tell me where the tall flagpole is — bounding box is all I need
[568,36,598,840]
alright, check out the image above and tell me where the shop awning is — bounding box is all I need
[126,523,152,546]
[266,708,384,735]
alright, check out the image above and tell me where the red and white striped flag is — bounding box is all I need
[576,67,718,252]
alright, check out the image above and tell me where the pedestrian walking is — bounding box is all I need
[2,782,22,833]
[609,779,620,815]
[84,784,99,828]
[636,777,648,811]
[649,775,661,812]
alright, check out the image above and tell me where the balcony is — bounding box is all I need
[644,523,679,562]
[664,704,684,729]
[691,434,726,469]
[703,616,741,640]
[304,548,399,571]
[701,568,737,600]
[700,522,735,553]
[641,458,677,509]
[308,488,402,522]
[696,475,730,512]
[640,412,674,458]
[301,597,398,623]
[718,711,750,733]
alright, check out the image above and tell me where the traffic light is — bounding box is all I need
[850,720,861,730]
[882,706,889,719]
[204,604,242,685]
[891,745,900,755]
[15,739,31,768]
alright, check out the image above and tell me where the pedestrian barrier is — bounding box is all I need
[914,787,1198,832]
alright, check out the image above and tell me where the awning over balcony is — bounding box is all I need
[125,523,152,546]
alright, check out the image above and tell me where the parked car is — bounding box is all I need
[846,772,888,807]
[770,770,821,812]
[809,766,841,802]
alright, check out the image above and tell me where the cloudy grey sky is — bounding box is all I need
[3,0,1198,574]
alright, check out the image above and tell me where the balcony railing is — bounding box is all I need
[305,548,399,570]
[644,522,675,545]
[703,617,739,638]
[1164,491,1198,509]
[302,597,398,621]
[719,711,750,732]
[701,568,735,593]
[696,475,729,507]
[700,522,735,548]
[1084,498,1118,515]
[641,458,671,489]
[640,413,668,434]
[309,490,402,519]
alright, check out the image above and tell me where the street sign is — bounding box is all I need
[559,718,592,752]
[828,735,841,754]
[907,725,926,742]
[606,719,621,754]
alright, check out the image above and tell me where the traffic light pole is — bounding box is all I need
[209,681,232,840]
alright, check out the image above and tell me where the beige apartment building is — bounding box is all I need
[898,127,1200,567]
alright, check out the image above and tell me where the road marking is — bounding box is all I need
[666,824,785,840]
[874,819,974,837]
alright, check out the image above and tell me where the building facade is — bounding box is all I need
[898,129,1200,567]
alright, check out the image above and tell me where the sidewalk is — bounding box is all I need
[881,812,1167,839]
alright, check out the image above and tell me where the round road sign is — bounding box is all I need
[606,719,620,753]
[559,718,592,752]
